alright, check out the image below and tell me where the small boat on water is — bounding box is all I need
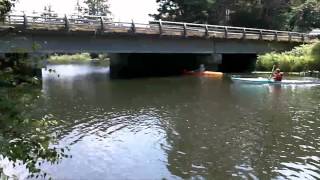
[183,70,223,78]
[231,77,320,85]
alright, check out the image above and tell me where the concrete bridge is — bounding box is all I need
[0,14,312,77]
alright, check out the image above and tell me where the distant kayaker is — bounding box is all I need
[182,64,206,75]
[273,68,283,81]
[198,64,206,73]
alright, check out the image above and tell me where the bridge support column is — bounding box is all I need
[109,53,130,79]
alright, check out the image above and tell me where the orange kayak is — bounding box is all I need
[183,70,223,78]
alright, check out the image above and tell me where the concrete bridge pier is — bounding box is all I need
[109,53,130,79]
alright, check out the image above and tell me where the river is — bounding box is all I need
[4,64,320,179]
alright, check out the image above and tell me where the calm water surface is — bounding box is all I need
[29,65,320,179]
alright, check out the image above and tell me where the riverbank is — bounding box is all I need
[48,53,110,65]
[256,41,320,72]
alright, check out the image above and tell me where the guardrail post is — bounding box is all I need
[259,30,263,40]
[205,25,209,37]
[159,19,163,35]
[183,23,187,37]
[23,14,28,29]
[224,27,228,38]
[100,17,104,32]
[288,32,292,42]
[1,170,10,180]
[64,14,70,32]
[242,28,246,39]
[131,19,136,33]
[274,31,278,41]
[301,34,305,42]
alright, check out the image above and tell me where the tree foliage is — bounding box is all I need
[257,41,320,72]
[152,0,320,31]
[0,54,69,178]
[0,84,69,179]
[41,4,58,18]
[151,0,228,24]
[289,0,320,31]
[229,0,292,29]
[84,0,110,16]
[0,0,12,20]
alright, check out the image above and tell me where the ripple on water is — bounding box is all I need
[27,66,320,179]
[40,106,176,179]
[275,161,320,180]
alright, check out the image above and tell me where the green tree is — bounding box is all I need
[151,0,226,24]
[152,0,304,30]
[41,4,58,18]
[73,0,85,17]
[229,0,292,29]
[257,41,320,72]
[84,0,110,16]
[289,0,320,31]
[0,0,12,20]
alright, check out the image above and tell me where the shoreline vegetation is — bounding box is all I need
[0,55,67,179]
[47,53,110,65]
[256,41,320,72]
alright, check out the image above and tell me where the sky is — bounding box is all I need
[13,0,158,22]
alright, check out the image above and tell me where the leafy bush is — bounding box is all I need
[48,53,91,64]
[257,41,320,72]
[1,54,68,178]
[48,53,110,65]
[0,85,68,179]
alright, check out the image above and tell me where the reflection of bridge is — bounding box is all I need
[0,14,311,77]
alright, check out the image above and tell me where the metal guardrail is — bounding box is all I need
[1,14,310,42]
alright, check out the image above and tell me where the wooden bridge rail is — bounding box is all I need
[152,20,307,42]
[2,14,310,42]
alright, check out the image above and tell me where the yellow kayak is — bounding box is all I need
[183,70,223,78]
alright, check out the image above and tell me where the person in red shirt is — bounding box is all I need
[273,68,283,81]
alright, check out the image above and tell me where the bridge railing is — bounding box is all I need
[1,14,310,42]
[150,20,308,42]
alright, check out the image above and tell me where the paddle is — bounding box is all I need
[269,65,276,80]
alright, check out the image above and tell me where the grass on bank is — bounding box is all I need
[48,53,110,65]
[48,53,91,64]
[257,41,320,72]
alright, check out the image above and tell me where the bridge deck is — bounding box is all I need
[0,14,311,43]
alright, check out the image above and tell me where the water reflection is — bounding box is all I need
[32,65,320,179]
[229,83,320,179]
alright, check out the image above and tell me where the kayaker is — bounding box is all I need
[198,64,206,73]
[273,68,283,81]
[182,64,206,75]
